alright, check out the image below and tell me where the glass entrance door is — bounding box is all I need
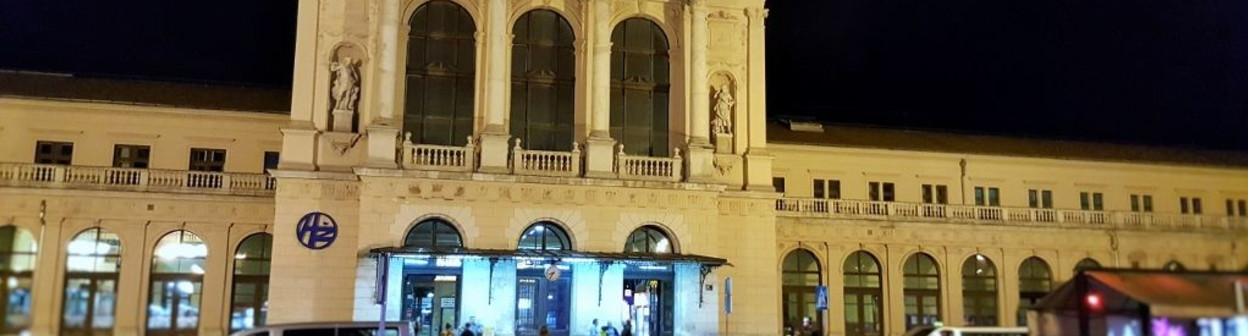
[515,270,570,336]
[624,279,673,336]
[62,274,118,335]
[403,275,460,336]
[844,291,882,336]
[147,276,202,336]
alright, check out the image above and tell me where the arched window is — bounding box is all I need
[404,218,464,249]
[230,234,272,333]
[1017,257,1052,327]
[843,251,881,336]
[517,222,571,250]
[782,249,822,335]
[1163,260,1185,272]
[63,227,121,335]
[404,0,477,146]
[0,226,36,334]
[610,18,670,157]
[148,230,207,336]
[962,254,998,326]
[903,253,941,330]
[511,10,576,151]
[1074,258,1101,272]
[623,226,673,254]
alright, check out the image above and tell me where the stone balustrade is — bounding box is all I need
[511,139,581,177]
[401,134,476,172]
[0,163,276,196]
[776,197,1248,231]
[615,146,683,182]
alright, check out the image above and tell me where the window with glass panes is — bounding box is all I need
[188,148,226,172]
[62,227,121,336]
[1016,257,1052,327]
[813,179,841,199]
[404,218,464,249]
[263,152,279,172]
[230,234,272,333]
[962,255,998,326]
[773,177,786,193]
[610,18,670,156]
[868,182,895,202]
[624,226,674,254]
[510,10,576,151]
[403,0,477,146]
[1074,258,1101,272]
[1028,189,1053,209]
[903,253,940,331]
[517,222,571,250]
[113,144,151,168]
[974,187,1000,206]
[148,230,207,336]
[0,226,37,334]
[782,250,822,336]
[843,251,882,336]
[1080,192,1104,211]
[1180,197,1203,214]
[921,185,948,204]
[35,141,74,165]
[1130,194,1154,212]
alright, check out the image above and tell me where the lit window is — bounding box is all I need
[63,227,121,334]
[148,230,207,334]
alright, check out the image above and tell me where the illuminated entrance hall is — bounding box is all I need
[372,220,724,336]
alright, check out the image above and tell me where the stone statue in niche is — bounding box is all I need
[711,84,734,136]
[330,56,361,132]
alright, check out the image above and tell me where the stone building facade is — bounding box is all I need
[0,0,1246,336]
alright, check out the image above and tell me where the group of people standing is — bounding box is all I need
[587,318,634,336]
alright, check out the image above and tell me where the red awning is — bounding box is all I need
[1035,270,1248,318]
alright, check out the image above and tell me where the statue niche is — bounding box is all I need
[329,47,362,133]
[709,73,735,151]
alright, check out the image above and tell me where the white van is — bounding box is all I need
[229,321,414,336]
[903,326,1029,336]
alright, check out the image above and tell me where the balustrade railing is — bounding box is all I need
[775,197,1246,231]
[0,163,276,196]
[616,146,683,182]
[511,139,582,177]
[401,133,476,172]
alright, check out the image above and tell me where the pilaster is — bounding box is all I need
[365,123,399,168]
[479,0,513,172]
[585,0,617,178]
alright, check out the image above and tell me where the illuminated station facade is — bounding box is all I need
[2,0,1248,336]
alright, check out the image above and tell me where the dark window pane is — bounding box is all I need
[35,141,74,165]
[189,148,226,172]
[611,18,670,156]
[404,1,477,146]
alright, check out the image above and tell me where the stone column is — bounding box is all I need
[365,0,402,168]
[477,0,513,173]
[742,7,774,191]
[684,0,716,183]
[584,0,617,178]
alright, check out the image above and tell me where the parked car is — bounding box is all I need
[229,321,414,336]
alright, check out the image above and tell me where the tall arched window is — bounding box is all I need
[782,249,822,335]
[623,225,673,254]
[517,222,571,250]
[843,251,881,336]
[1163,260,1185,272]
[1017,257,1052,327]
[610,18,670,157]
[404,218,464,249]
[63,227,121,335]
[230,234,272,333]
[0,226,36,334]
[962,254,998,326]
[903,253,941,330]
[148,230,207,336]
[404,0,477,146]
[1074,258,1101,272]
[511,10,575,151]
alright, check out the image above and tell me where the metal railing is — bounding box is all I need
[775,197,1247,231]
[0,163,276,196]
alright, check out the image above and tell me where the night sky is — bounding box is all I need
[1,0,1245,151]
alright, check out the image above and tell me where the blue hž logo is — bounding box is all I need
[296,212,338,250]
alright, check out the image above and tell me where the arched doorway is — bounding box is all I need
[402,218,464,336]
[1073,258,1101,272]
[622,225,677,336]
[1016,257,1052,326]
[961,254,998,326]
[63,227,119,336]
[229,233,272,333]
[147,230,207,336]
[515,222,573,336]
[782,249,822,335]
[843,251,882,336]
[903,253,941,330]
